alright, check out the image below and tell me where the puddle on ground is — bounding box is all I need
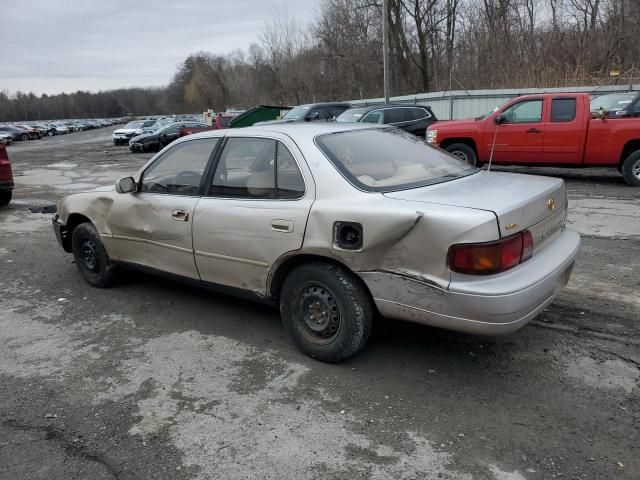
[566,356,639,394]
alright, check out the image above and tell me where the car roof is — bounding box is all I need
[296,102,351,108]
[344,104,431,113]
[185,122,385,142]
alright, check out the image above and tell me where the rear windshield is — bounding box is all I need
[315,128,476,192]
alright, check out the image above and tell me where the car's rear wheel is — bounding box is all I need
[280,262,373,362]
[71,222,117,287]
[47,130,54,137]
[621,151,640,187]
[20,133,29,141]
[0,191,11,206]
[445,143,477,167]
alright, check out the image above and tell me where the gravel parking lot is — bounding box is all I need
[1,127,638,480]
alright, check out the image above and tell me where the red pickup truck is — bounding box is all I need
[0,144,14,206]
[426,93,640,186]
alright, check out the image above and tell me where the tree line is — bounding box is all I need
[1,0,638,122]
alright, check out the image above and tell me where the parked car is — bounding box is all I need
[112,120,157,145]
[590,91,640,118]
[0,131,13,145]
[52,123,70,134]
[0,143,13,206]
[427,92,640,186]
[32,123,56,136]
[255,103,351,125]
[53,123,580,362]
[13,124,42,139]
[129,122,209,152]
[0,125,35,141]
[336,104,437,137]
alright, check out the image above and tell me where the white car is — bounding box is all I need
[112,120,157,145]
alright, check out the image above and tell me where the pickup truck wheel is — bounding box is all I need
[280,262,373,363]
[71,223,117,288]
[621,151,640,187]
[445,143,477,167]
[0,191,11,206]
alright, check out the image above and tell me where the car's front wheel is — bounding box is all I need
[20,133,29,141]
[71,222,117,287]
[280,262,373,362]
[0,191,11,206]
[621,151,640,187]
[445,143,478,167]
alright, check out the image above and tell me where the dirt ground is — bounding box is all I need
[0,127,638,480]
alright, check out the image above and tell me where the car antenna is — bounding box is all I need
[487,114,501,172]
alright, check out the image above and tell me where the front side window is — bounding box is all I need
[210,138,304,199]
[362,111,383,124]
[316,128,476,192]
[502,100,543,123]
[140,138,219,195]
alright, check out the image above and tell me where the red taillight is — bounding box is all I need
[448,231,534,275]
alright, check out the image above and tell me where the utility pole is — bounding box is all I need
[383,0,390,104]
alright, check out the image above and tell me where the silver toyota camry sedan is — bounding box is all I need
[53,123,581,362]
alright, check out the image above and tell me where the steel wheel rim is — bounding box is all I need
[80,239,99,272]
[633,158,640,179]
[452,150,469,163]
[297,283,341,345]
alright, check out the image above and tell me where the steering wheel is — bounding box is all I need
[174,170,202,193]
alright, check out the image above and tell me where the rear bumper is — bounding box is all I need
[359,228,581,335]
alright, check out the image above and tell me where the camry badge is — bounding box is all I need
[547,198,556,210]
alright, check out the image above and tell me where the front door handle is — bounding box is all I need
[526,128,542,133]
[172,209,189,221]
[271,219,293,233]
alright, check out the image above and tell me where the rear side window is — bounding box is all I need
[210,138,304,199]
[383,108,408,124]
[407,107,430,120]
[551,99,577,122]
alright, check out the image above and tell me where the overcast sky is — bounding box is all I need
[1,0,321,96]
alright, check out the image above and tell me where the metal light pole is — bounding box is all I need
[383,0,390,104]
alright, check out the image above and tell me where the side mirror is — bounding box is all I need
[591,107,608,120]
[115,176,136,194]
[494,114,507,125]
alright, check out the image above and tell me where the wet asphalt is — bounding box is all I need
[0,127,638,480]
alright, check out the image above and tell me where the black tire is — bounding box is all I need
[0,191,11,206]
[47,130,54,137]
[621,150,640,187]
[20,133,29,141]
[445,142,478,167]
[71,222,117,287]
[280,262,373,362]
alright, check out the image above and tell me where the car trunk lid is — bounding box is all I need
[383,171,566,243]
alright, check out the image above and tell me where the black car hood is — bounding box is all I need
[130,132,158,143]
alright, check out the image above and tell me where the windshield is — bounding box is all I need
[590,93,636,112]
[336,109,367,123]
[124,121,144,129]
[282,105,311,120]
[315,128,477,192]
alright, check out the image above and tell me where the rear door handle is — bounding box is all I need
[526,128,542,133]
[271,219,293,233]
[172,209,189,221]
